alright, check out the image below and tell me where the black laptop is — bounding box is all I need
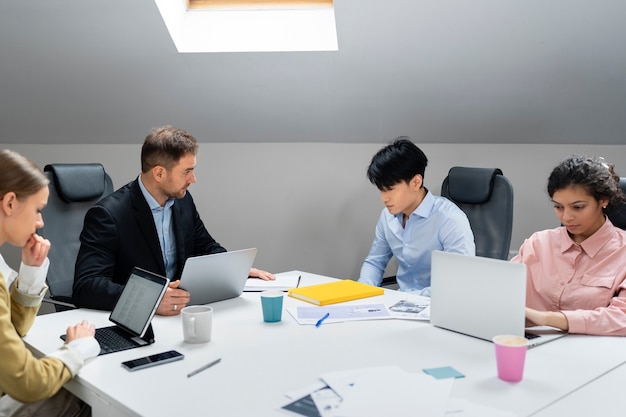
[62,267,169,355]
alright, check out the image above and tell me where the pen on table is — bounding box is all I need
[187,358,222,378]
[315,312,330,327]
[296,275,301,288]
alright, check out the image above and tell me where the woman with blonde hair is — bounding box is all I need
[0,149,99,416]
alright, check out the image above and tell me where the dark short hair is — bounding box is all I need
[141,125,199,173]
[547,155,625,205]
[367,137,428,190]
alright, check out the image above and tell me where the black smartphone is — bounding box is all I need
[121,350,184,372]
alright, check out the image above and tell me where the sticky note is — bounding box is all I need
[423,366,465,379]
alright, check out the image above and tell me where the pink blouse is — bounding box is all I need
[511,218,626,336]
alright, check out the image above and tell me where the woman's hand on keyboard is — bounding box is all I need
[64,320,96,343]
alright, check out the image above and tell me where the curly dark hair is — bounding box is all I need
[547,155,625,206]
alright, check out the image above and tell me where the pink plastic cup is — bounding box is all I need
[493,335,528,382]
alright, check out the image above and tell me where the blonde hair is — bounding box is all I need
[0,150,48,200]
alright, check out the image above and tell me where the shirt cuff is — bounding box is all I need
[12,283,48,308]
[47,345,84,377]
[67,337,101,361]
[419,286,432,297]
[16,258,50,295]
[561,310,583,334]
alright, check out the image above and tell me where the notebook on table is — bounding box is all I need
[61,267,169,355]
[429,251,566,348]
[288,280,384,306]
[180,248,257,306]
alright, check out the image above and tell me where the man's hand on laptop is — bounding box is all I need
[157,280,191,316]
[249,268,276,281]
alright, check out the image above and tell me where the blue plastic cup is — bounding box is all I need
[260,290,284,323]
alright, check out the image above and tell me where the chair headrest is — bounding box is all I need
[44,163,107,202]
[604,177,626,230]
[447,167,504,204]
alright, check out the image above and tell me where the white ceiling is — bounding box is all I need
[1,0,626,144]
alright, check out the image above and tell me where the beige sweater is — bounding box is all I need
[0,274,83,403]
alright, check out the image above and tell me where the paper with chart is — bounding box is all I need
[286,303,391,325]
[387,297,431,320]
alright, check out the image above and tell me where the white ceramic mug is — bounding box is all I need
[182,305,213,344]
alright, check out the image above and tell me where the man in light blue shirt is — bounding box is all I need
[358,138,475,296]
[138,176,178,280]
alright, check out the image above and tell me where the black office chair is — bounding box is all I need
[381,167,514,288]
[40,163,114,311]
[441,167,514,260]
[604,177,626,230]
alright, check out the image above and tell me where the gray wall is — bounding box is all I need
[2,1,626,146]
[3,143,626,278]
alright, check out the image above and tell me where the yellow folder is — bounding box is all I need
[288,279,384,306]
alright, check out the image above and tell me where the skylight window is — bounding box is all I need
[153,0,338,53]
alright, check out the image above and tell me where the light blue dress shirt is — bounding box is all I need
[359,190,475,296]
[138,177,177,279]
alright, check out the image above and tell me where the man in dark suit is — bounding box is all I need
[73,125,274,315]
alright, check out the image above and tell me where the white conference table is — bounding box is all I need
[530,360,626,417]
[23,271,626,417]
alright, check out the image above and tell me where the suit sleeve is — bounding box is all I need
[177,192,226,259]
[73,205,124,310]
[191,208,227,256]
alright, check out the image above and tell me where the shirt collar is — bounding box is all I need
[560,216,616,257]
[394,188,434,221]
[138,176,175,211]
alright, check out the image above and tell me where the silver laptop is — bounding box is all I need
[430,251,566,348]
[181,248,257,305]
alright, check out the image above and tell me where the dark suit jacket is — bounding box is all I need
[73,179,226,310]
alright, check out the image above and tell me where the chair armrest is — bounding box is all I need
[42,295,76,312]
[381,276,398,288]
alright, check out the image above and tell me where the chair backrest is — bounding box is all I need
[441,167,514,260]
[605,177,626,230]
[39,163,114,308]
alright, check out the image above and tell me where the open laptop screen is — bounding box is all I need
[182,248,257,306]
[430,250,566,348]
[430,251,527,341]
[109,267,169,338]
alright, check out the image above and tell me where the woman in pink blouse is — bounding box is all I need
[511,155,626,336]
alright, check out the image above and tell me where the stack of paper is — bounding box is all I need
[286,303,391,325]
[244,271,301,292]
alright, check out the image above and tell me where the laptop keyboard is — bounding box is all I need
[524,331,540,340]
[94,326,137,355]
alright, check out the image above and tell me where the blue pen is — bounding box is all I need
[315,312,330,327]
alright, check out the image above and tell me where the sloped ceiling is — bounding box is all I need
[1,0,625,144]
